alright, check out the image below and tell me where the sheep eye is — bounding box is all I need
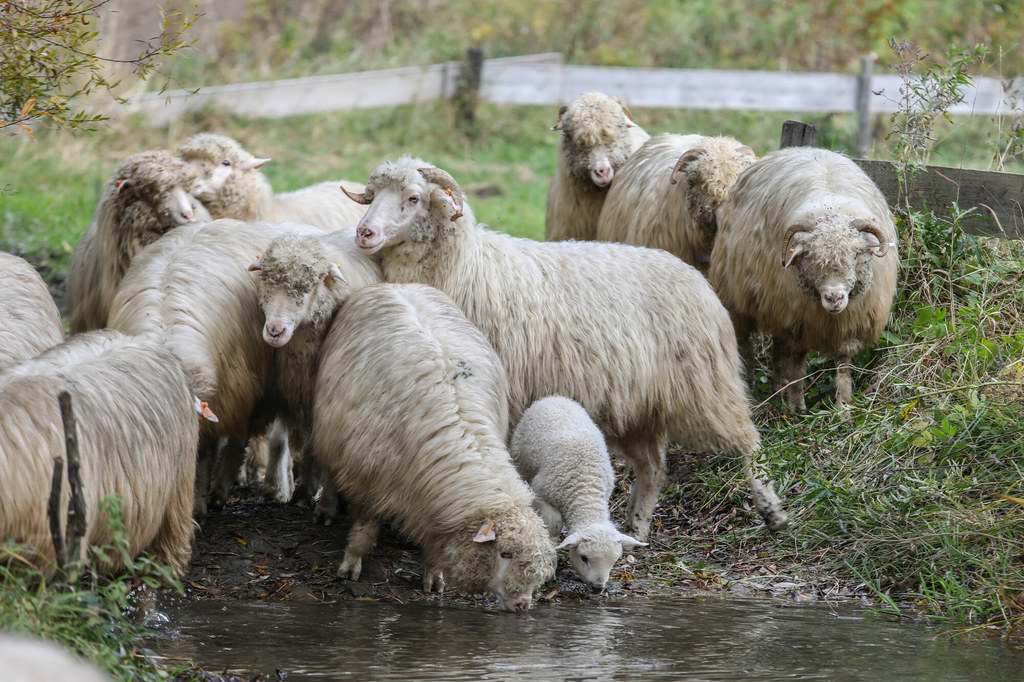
[580,555,590,564]
[220,159,232,167]
[499,550,513,560]
[408,195,419,204]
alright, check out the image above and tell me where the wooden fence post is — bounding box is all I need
[59,391,86,567]
[856,54,876,158]
[455,47,485,129]
[780,120,819,148]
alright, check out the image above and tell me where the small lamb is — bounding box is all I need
[510,395,646,591]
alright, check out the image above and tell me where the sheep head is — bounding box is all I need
[445,510,556,613]
[554,91,641,189]
[782,214,894,314]
[557,524,646,592]
[248,235,347,347]
[178,133,270,216]
[353,159,465,254]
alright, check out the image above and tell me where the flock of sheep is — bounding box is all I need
[0,91,899,612]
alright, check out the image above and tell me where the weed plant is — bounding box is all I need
[0,495,187,681]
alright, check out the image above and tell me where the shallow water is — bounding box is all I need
[153,595,1024,680]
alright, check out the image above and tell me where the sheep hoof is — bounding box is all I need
[337,558,362,581]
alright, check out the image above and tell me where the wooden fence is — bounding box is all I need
[123,51,1024,157]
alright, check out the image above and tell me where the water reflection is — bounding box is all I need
[154,596,1024,680]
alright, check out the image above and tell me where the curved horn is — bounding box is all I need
[852,219,891,257]
[418,167,464,215]
[341,184,371,205]
[782,223,814,267]
[612,95,636,122]
[669,148,703,185]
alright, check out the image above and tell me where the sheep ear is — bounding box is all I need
[193,396,219,423]
[326,262,347,286]
[241,156,270,171]
[473,522,496,544]
[115,178,130,195]
[556,532,581,550]
[784,243,806,269]
[551,105,568,131]
[247,254,262,272]
[616,531,647,549]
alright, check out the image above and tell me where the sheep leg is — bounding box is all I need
[209,437,247,509]
[741,443,789,531]
[530,494,564,542]
[834,353,854,408]
[731,314,756,382]
[621,434,667,543]
[772,338,807,413]
[338,513,381,581]
[421,542,447,593]
[262,420,294,503]
[193,436,219,521]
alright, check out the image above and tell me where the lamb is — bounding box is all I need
[107,218,305,516]
[0,252,64,368]
[0,329,201,577]
[708,146,899,412]
[312,283,556,612]
[595,133,758,274]
[248,228,383,520]
[66,149,210,333]
[509,395,646,591]
[544,91,650,242]
[178,132,368,230]
[346,157,787,542]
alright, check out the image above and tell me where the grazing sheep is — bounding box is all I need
[66,149,210,333]
[708,146,899,412]
[178,132,368,230]
[312,283,556,612]
[545,91,650,242]
[595,133,758,273]
[0,252,64,368]
[0,330,200,577]
[107,218,304,516]
[346,157,787,542]
[509,395,646,591]
[248,228,383,521]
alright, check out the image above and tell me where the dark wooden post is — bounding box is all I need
[780,120,819,148]
[48,456,67,569]
[59,391,86,566]
[455,47,484,130]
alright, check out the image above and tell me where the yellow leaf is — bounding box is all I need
[19,97,35,118]
[995,493,1024,506]
[235,537,247,546]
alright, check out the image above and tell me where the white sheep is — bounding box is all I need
[0,634,110,682]
[248,228,383,521]
[708,146,899,412]
[0,329,201,577]
[107,218,304,516]
[346,157,787,542]
[0,252,64,368]
[178,132,368,230]
[312,282,556,612]
[544,91,650,242]
[509,395,646,591]
[66,149,211,333]
[595,133,758,274]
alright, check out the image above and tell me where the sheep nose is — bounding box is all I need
[593,165,613,185]
[822,291,848,313]
[181,208,195,223]
[265,325,283,339]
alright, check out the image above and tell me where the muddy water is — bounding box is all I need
[153,596,1024,680]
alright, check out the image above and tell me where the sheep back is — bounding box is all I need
[596,133,756,272]
[0,330,198,576]
[0,252,64,368]
[709,146,899,358]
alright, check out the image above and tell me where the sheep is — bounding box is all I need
[509,395,646,591]
[0,634,110,682]
[544,91,650,242]
[346,157,788,542]
[0,329,201,577]
[107,218,306,517]
[0,252,64,368]
[312,282,556,612]
[178,132,368,230]
[66,149,211,333]
[247,228,383,521]
[708,146,899,413]
[595,133,758,274]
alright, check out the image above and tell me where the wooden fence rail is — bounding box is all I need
[123,51,1024,158]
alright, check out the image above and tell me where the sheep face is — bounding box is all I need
[249,235,346,347]
[558,526,646,591]
[446,513,556,613]
[353,163,462,254]
[178,133,268,209]
[113,150,202,230]
[555,92,639,188]
[784,215,888,315]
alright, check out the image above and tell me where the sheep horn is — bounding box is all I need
[852,219,891,257]
[341,184,371,205]
[612,95,636,122]
[782,224,812,267]
[418,167,464,218]
[669,148,703,185]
